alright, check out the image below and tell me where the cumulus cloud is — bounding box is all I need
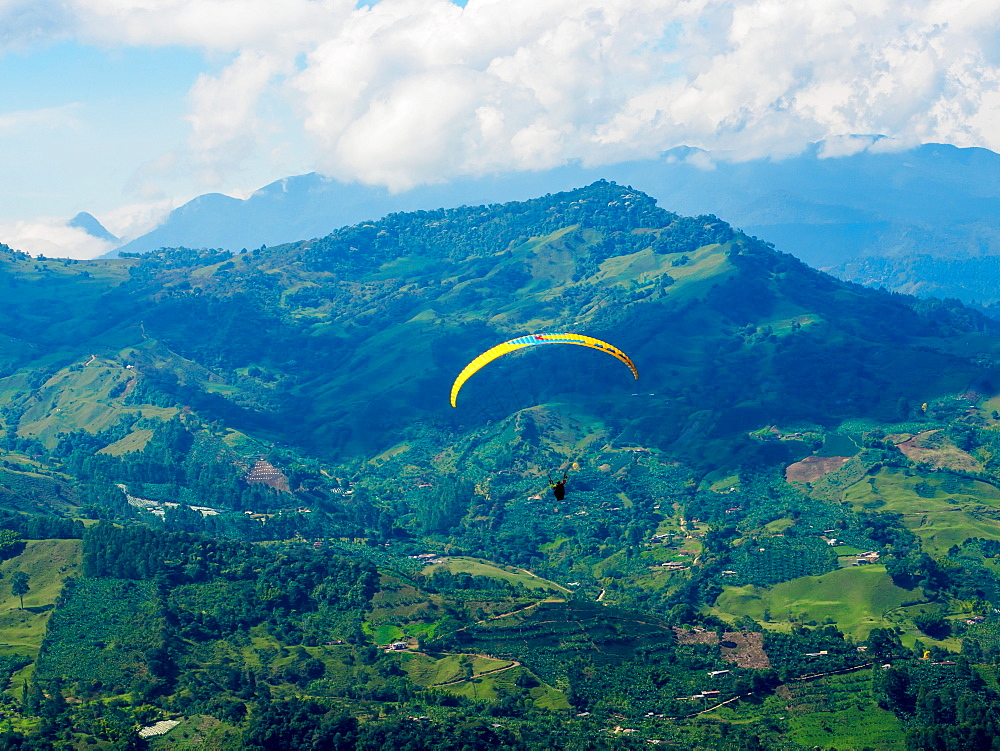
[256,0,1000,185]
[184,49,293,185]
[16,0,1000,194]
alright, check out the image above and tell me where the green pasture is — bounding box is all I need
[833,544,863,556]
[705,474,739,492]
[711,564,919,641]
[364,622,405,645]
[0,539,82,685]
[882,601,963,652]
[397,652,513,687]
[982,394,1000,424]
[443,664,568,709]
[14,357,178,447]
[98,428,155,456]
[423,556,571,593]
[764,518,795,534]
[397,652,567,708]
[243,632,357,677]
[659,246,735,304]
[842,469,1000,554]
[592,246,676,287]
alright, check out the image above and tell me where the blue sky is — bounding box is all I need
[3,0,1000,258]
[1,43,205,206]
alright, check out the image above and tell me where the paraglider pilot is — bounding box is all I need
[549,472,568,501]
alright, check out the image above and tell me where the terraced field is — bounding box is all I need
[707,668,905,750]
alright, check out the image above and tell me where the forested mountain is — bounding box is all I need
[2,183,1000,748]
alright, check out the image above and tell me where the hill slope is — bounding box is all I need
[6,182,998,465]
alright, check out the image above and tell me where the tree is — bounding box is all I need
[10,572,28,610]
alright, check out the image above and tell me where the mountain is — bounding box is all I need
[833,253,1000,306]
[14,181,997,464]
[108,143,1000,304]
[3,186,1000,748]
[69,211,119,244]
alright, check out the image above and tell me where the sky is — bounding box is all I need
[3,0,1000,258]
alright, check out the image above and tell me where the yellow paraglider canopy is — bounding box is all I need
[450,332,638,407]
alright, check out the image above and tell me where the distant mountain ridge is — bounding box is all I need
[105,142,1000,305]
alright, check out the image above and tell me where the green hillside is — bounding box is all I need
[1,186,1000,747]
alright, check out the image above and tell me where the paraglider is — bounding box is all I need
[549,472,568,501]
[449,332,638,408]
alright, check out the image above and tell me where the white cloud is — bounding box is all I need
[291,0,1000,185]
[294,0,697,188]
[0,219,115,259]
[0,198,178,259]
[12,0,1000,201]
[100,199,177,242]
[70,0,351,51]
[184,49,292,185]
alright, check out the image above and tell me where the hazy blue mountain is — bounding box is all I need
[834,254,1000,305]
[109,143,1000,289]
[110,167,614,256]
[69,211,118,243]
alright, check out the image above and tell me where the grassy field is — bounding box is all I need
[98,428,155,456]
[423,556,571,593]
[397,652,514,686]
[0,539,82,688]
[397,651,568,708]
[15,357,169,447]
[0,540,81,691]
[842,469,1000,555]
[711,564,919,641]
[440,663,568,708]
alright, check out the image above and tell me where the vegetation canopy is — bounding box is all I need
[0,183,999,748]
